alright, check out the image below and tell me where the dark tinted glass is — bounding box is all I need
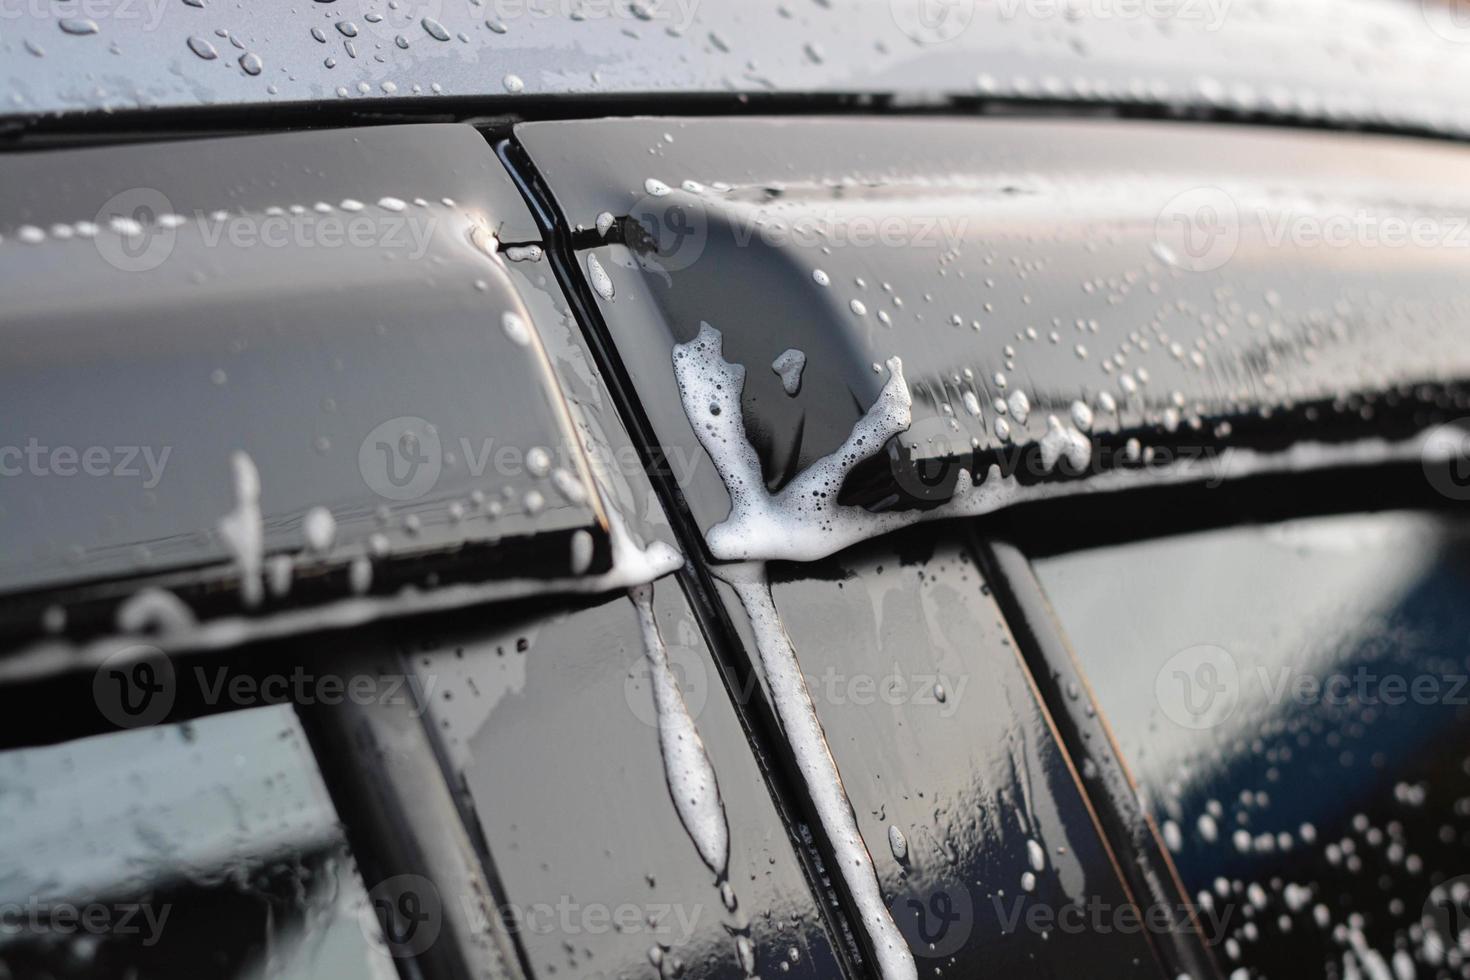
[1035,511,1470,979]
[0,705,391,979]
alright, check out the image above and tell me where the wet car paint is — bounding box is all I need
[1034,510,1470,979]
[0,123,609,645]
[708,525,1173,977]
[517,114,1470,556]
[3,22,1470,980]
[391,579,852,980]
[5,0,1470,145]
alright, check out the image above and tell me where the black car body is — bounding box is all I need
[3,3,1470,979]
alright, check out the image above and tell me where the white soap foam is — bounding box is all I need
[302,506,336,554]
[673,323,915,562]
[217,451,264,607]
[771,348,807,397]
[719,563,918,980]
[587,253,615,300]
[115,588,197,635]
[630,583,730,880]
[673,321,1440,565]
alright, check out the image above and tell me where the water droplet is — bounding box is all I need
[570,529,593,574]
[502,73,524,93]
[238,51,263,75]
[1070,399,1093,431]
[501,311,532,346]
[421,17,450,40]
[303,506,336,554]
[349,556,372,594]
[59,17,100,35]
[186,35,218,59]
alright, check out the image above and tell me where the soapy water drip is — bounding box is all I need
[718,563,919,980]
[629,583,731,881]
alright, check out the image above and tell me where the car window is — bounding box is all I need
[0,704,394,980]
[1033,510,1470,979]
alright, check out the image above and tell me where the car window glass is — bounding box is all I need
[1034,511,1470,979]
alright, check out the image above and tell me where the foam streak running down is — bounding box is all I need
[629,583,730,881]
[720,564,918,980]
